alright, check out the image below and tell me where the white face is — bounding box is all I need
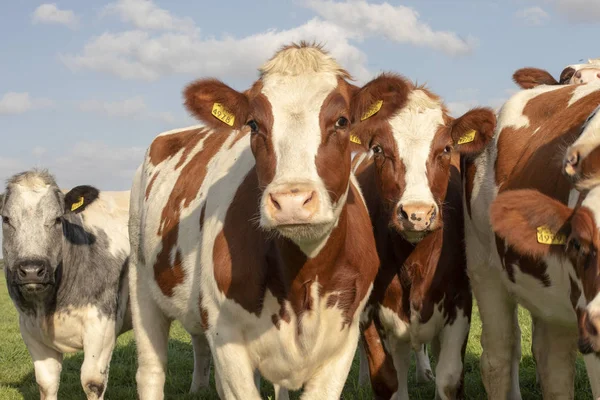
[2,181,64,297]
[564,104,600,184]
[257,72,351,247]
[569,67,600,85]
[388,90,445,239]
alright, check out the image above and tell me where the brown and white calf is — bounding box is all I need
[128,43,380,399]
[465,81,600,399]
[348,74,495,399]
[564,102,600,189]
[0,170,131,400]
[513,58,600,89]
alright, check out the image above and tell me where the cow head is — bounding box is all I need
[183,43,357,252]
[491,188,600,355]
[563,105,600,189]
[513,61,600,90]
[351,74,495,243]
[1,170,98,310]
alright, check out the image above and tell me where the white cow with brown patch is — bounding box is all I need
[128,43,381,399]
[513,58,600,89]
[465,80,600,398]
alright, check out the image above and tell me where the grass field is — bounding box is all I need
[0,265,593,399]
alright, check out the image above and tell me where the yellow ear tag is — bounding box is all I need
[536,226,567,245]
[211,103,235,127]
[71,196,84,212]
[350,134,362,144]
[457,129,477,145]
[361,100,383,121]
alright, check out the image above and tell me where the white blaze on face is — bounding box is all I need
[581,186,600,316]
[260,72,339,227]
[570,104,600,160]
[389,90,445,209]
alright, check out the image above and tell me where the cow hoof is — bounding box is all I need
[86,382,105,398]
[416,368,434,383]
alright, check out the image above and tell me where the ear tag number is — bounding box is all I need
[361,100,383,121]
[457,129,477,145]
[71,196,84,212]
[536,226,567,245]
[211,103,235,127]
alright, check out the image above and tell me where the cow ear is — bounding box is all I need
[64,185,100,214]
[184,78,250,131]
[491,189,572,258]
[450,108,496,156]
[512,68,559,89]
[559,67,576,84]
[350,73,410,148]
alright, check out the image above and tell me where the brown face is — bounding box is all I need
[351,74,496,243]
[567,205,600,356]
[183,64,357,245]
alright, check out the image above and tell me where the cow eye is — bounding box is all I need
[335,117,349,129]
[570,238,582,252]
[55,217,62,225]
[444,145,452,153]
[1,216,9,225]
[372,145,383,155]
[247,120,259,133]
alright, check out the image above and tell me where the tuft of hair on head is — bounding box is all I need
[6,169,58,192]
[259,41,353,80]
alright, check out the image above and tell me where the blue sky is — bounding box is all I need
[1,0,599,192]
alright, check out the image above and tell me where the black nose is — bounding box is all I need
[16,260,48,284]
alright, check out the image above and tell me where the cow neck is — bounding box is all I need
[54,216,94,310]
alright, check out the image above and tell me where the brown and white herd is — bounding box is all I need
[3,43,600,400]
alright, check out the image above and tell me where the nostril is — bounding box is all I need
[567,152,580,168]
[269,194,281,211]
[303,192,314,207]
[18,267,27,279]
[399,207,408,220]
[36,268,44,277]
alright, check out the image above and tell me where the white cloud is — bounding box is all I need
[61,0,476,83]
[516,6,550,25]
[543,0,600,23]
[32,147,47,157]
[302,0,476,56]
[447,100,480,118]
[32,3,79,29]
[103,0,196,33]
[79,96,147,118]
[0,92,54,115]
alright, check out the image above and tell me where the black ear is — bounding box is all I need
[64,185,100,214]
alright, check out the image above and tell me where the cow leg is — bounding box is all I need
[433,313,470,400]
[80,317,118,399]
[189,333,211,393]
[21,328,63,400]
[358,340,370,386]
[583,354,600,399]
[532,318,576,399]
[300,327,359,400]
[208,331,261,400]
[360,319,398,399]
[129,264,172,400]
[388,338,411,400]
[414,344,434,384]
[273,384,290,400]
[471,274,519,400]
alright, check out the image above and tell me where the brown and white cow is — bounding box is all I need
[513,58,600,89]
[347,74,496,399]
[128,43,380,399]
[465,81,600,399]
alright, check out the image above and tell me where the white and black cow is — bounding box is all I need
[1,170,131,400]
